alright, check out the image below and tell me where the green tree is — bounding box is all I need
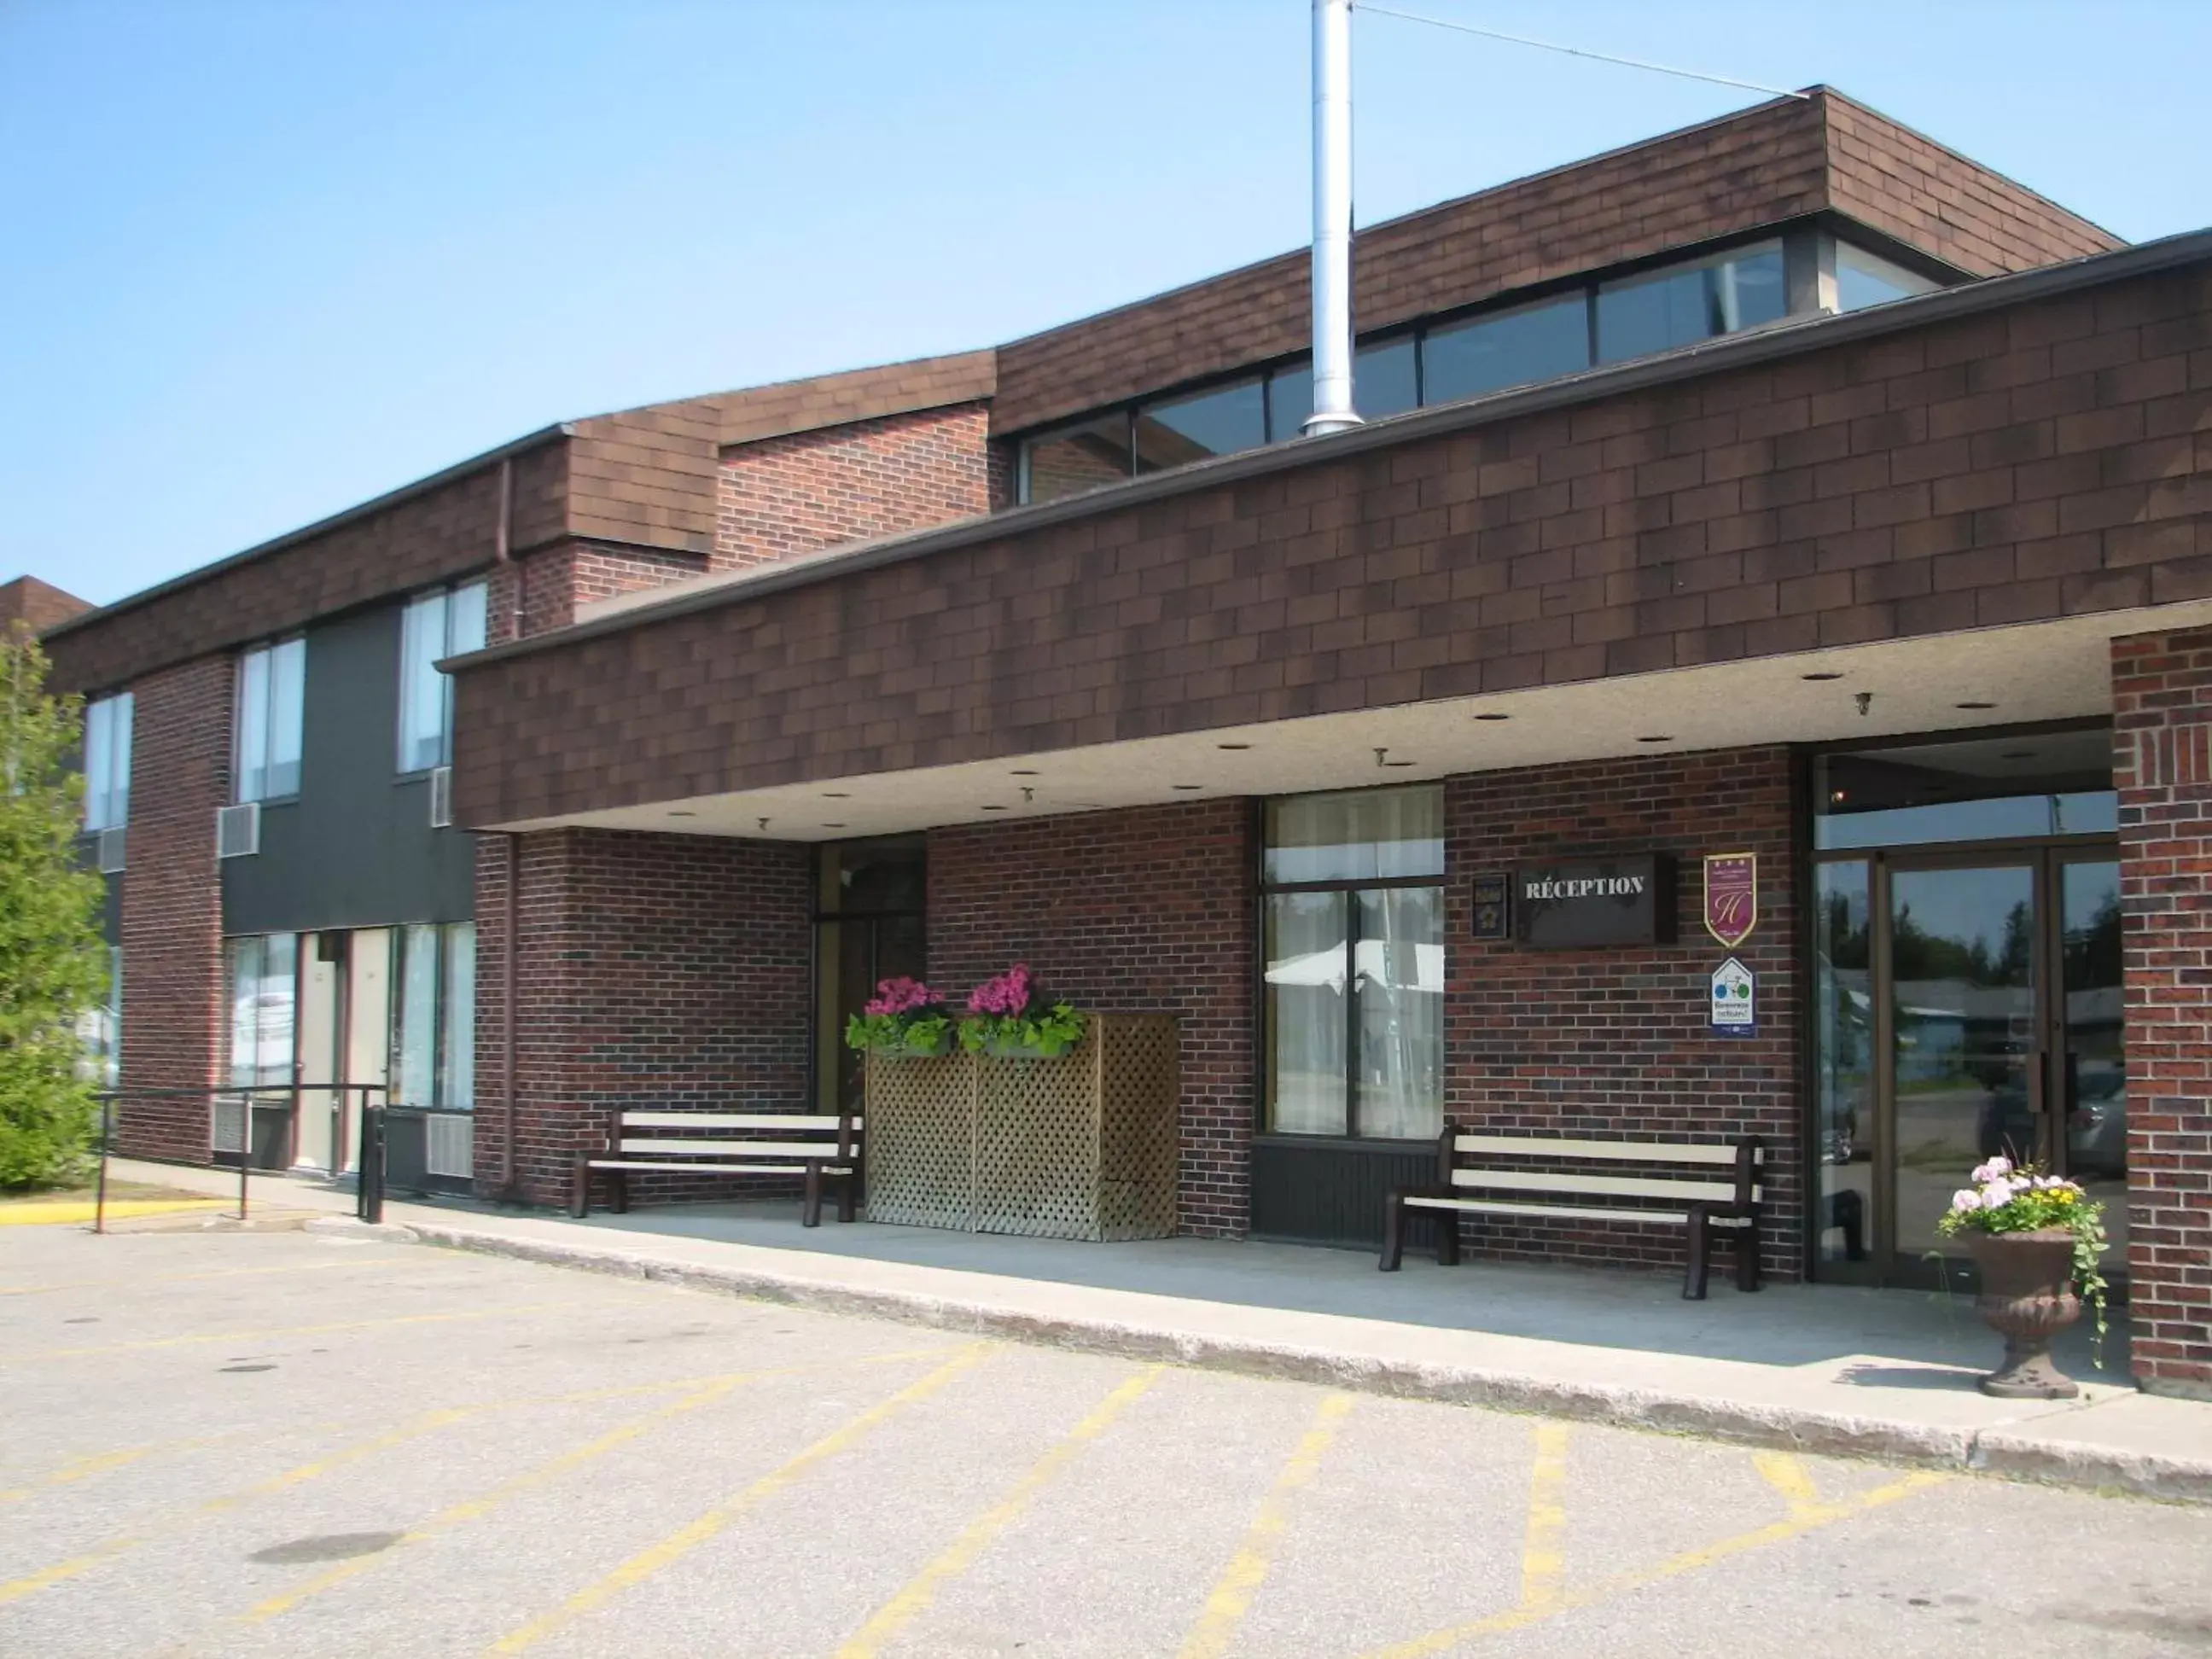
[0,623,108,1188]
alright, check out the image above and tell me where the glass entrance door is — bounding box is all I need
[1816,851,2125,1286]
[1886,861,2039,1269]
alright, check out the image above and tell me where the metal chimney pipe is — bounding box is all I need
[1305,0,1361,435]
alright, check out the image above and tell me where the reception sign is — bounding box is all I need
[1703,852,1758,949]
[1516,856,1675,948]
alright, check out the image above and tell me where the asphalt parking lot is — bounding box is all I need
[2,1224,2209,1658]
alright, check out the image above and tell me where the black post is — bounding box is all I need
[358,1105,386,1225]
[93,1097,114,1235]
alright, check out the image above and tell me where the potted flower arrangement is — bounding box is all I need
[1936,1155,2109,1399]
[958,963,1087,1059]
[843,977,955,1058]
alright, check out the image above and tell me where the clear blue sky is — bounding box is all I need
[7,0,2209,608]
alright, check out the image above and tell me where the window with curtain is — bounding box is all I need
[1261,785,1445,1140]
[84,693,134,830]
[398,582,488,773]
[393,921,476,1109]
[235,639,306,803]
[226,934,297,1089]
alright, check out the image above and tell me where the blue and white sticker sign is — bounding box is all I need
[1709,957,1755,1035]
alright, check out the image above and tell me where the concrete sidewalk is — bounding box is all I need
[102,1156,2212,1503]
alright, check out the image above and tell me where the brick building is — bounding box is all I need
[33,90,2212,1396]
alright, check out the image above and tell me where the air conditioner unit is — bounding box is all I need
[424,1112,474,1179]
[210,1094,247,1157]
[216,800,261,859]
[428,765,452,830]
[95,825,127,874]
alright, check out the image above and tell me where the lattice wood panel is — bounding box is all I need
[1094,1014,1179,1241]
[862,1054,972,1230]
[975,1048,1102,1239]
[864,1016,1179,1241]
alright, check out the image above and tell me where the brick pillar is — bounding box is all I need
[116,655,232,1159]
[2113,626,2212,1398]
[473,828,812,1208]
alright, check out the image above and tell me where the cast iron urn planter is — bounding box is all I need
[1967,1229,2083,1399]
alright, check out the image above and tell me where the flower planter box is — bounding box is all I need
[863,1013,1179,1242]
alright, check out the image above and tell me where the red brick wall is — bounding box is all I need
[713,404,992,571]
[927,801,1255,1237]
[498,540,709,639]
[114,656,233,1160]
[2112,626,2212,1398]
[1445,748,1803,1281]
[473,828,813,1208]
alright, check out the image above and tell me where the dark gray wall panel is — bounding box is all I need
[1249,1139,1439,1247]
[223,604,474,936]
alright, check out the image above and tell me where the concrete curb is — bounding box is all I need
[376,1217,2212,1503]
[305,1217,422,1245]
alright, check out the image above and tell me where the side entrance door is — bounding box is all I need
[1817,848,2123,1288]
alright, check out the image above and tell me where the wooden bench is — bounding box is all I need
[1380,1127,1765,1299]
[571,1111,862,1225]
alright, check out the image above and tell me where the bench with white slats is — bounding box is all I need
[571,1110,863,1226]
[1380,1127,1765,1299]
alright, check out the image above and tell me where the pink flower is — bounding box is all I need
[864,977,940,1017]
[967,963,1036,1017]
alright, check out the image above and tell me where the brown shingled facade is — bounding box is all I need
[989,88,2121,437]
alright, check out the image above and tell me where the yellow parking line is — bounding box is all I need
[8,1299,582,1361]
[0,1348,956,1611]
[1518,1423,1570,1610]
[0,1198,231,1227]
[1749,1451,1831,1520]
[835,1365,1164,1659]
[1176,1392,1357,1659]
[233,1374,758,1627]
[1358,1469,1951,1658]
[485,1343,992,1656]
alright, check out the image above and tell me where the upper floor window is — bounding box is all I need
[1596,241,1786,364]
[235,638,305,804]
[1423,294,1591,404]
[1011,230,1948,506]
[1836,241,1940,312]
[398,582,488,774]
[83,692,133,830]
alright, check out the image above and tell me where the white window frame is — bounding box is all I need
[235,638,306,804]
[84,692,134,831]
[398,581,488,774]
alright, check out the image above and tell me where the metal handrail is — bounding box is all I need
[90,1084,390,1234]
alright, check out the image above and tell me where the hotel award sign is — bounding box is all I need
[1703,852,1758,949]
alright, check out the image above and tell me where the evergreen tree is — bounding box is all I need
[0,623,108,1188]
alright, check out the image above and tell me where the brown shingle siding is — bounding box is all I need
[454,261,2212,829]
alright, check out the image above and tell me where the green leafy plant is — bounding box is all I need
[1936,1154,2110,1356]
[843,977,954,1057]
[0,625,109,1189]
[957,963,1087,1058]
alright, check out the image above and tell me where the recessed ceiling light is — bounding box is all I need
[822,792,851,799]
[2000,749,2035,760]
[981,804,1009,812]
[1173,783,1203,791]
[1956,701,1996,710]
[1382,760,1416,768]
[1801,672,1844,682]
[1218,742,1252,751]
[1010,769,1040,777]
[1473,713,1511,722]
[1637,735,1674,743]
[822,822,846,829]
[667,810,696,818]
